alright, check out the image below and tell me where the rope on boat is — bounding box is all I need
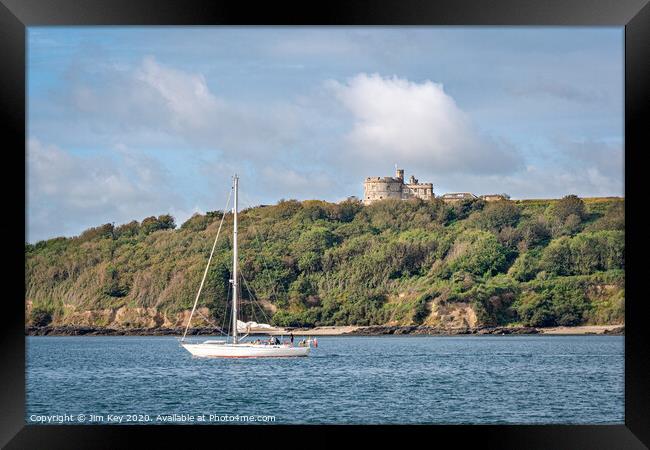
[240,271,272,325]
[181,187,233,343]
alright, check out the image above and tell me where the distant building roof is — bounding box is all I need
[441,192,477,199]
[479,193,511,200]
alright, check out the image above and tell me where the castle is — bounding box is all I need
[362,168,509,205]
[363,168,434,205]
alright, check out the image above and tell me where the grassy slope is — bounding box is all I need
[25,196,625,329]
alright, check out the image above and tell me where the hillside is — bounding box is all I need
[25,195,625,331]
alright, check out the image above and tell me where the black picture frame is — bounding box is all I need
[1,0,648,448]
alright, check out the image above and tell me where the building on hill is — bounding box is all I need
[440,192,478,203]
[440,193,511,203]
[479,193,511,202]
[363,168,434,205]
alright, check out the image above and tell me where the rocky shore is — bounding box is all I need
[25,326,226,336]
[346,324,624,335]
[346,325,541,335]
[26,324,624,336]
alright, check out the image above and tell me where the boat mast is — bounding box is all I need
[232,174,239,344]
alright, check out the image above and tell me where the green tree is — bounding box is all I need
[474,201,521,232]
[589,201,624,231]
[336,198,363,222]
[102,264,129,297]
[78,223,114,242]
[141,215,176,235]
[115,220,140,238]
[508,250,541,282]
[181,213,212,232]
[449,230,509,277]
[466,277,519,326]
[518,218,551,250]
[515,291,555,327]
[552,195,586,222]
[29,307,53,327]
[540,237,573,276]
[24,196,624,330]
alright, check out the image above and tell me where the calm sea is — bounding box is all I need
[26,335,624,425]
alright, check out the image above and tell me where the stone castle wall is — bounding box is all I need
[363,170,433,205]
[363,177,404,204]
[404,182,434,201]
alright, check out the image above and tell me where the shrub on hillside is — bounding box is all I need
[588,201,624,231]
[78,223,114,242]
[181,214,213,232]
[551,195,586,222]
[465,277,520,326]
[472,201,521,232]
[515,281,591,327]
[540,231,624,276]
[447,230,509,277]
[141,215,176,235]
[115,220,140,238]
[508,250,542,282]
[29,307,52,327]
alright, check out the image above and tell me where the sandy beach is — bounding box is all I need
[537,325,623,335]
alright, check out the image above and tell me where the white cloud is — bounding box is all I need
[63,56,304,156]
[558,139,624,180]
[258,166,336,200]
[434,164,623,200]
[134,56,220,131]
[329,73,524,175]
[27,57,623,241]
[27,138,185,242]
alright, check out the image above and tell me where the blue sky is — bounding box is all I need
[27,27,624,242]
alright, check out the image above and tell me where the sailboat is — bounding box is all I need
[180,174,311,358]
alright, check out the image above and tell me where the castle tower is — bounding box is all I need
[363,167,434,205]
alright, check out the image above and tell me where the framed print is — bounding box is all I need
[1,0,648,448]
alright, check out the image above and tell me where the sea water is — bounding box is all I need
[26,335,624,424]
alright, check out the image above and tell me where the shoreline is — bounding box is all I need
[25,324,624,337]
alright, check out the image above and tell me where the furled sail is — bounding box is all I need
[237,320,274,333]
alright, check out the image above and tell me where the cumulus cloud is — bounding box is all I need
[134,56,221,131]
[557,139,624,180]
[27,138,186,242]
[329,73,524,175]
[27,53,622,241]
[60,56,304,157]
[258,166,337,200]
[434,163,623,200]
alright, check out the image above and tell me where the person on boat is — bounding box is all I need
[290,333,294,345]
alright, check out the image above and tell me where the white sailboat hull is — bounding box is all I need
[182,342,310,358]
